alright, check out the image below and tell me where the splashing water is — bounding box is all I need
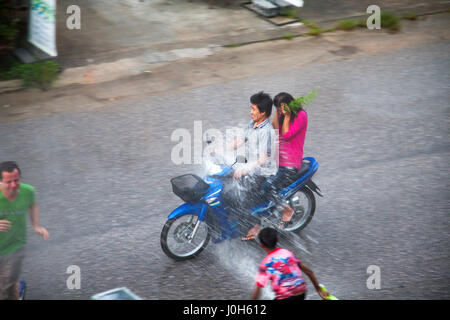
[211,238,275,300]
[197,125,280,299]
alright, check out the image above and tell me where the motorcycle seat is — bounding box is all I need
[295,161,310,180]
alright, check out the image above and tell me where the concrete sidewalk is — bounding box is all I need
[54,0,450,68]
[40,0,450,87]
[0,1,449,97]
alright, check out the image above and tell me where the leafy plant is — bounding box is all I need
[10,61,60,90]
[403,12,418,20]
[280,8,299,20]
[334,11,402,33]
[282,33,295,40]
[308,27,325,36]
[0,18,19,46]
[286,88,318,115]
[337,20,359,31]
[0,56,20,80]
[0,0,22,47]
[302,20,325,36]
[356,19,367,27]
[381,11,401,31]
[336,17,369,31]
[225,43,243,48]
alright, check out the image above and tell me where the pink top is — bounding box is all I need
[255,248,306,300]
[279,110,308,169]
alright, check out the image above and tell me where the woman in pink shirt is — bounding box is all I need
[269,92,308,227]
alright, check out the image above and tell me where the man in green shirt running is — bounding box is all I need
[0,161,49,299]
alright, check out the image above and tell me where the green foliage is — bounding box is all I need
[286,88,318,115]
[0,18,19,41]
[336,11,404,33]
[403,12,418,20]
[0,55,21,80]
[307,27,325,36]
[280,8,299,20]
[225,43,243,48]
[337,20,359,31]
[282,33,295,40]
[302,20,325,36]
[356,19,367,27]
[336,18,367,31]
[10,61,60,90]
[0,0,21,47]
[0,18,19,46]
[381,11,401,31]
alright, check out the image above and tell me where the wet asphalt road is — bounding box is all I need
[0,40,449,300]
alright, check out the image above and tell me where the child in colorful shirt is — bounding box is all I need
[251,227,329,300]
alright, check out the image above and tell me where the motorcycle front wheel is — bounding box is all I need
[160,214,210,261]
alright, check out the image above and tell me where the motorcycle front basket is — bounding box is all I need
[171,174,210,203]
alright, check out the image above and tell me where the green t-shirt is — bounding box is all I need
[0,183,35,254]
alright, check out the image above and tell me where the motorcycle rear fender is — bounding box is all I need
[281,157,319,196]
[167,202,208,221]
[306,179,323,197]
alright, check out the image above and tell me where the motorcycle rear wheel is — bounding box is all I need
[284,187,316,233]
[161,214,210,261]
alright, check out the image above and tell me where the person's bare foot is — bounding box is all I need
[282,205,294,221]
[279,205,294,229]
[242,224,261,241]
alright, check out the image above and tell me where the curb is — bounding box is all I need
[0,79,23,94]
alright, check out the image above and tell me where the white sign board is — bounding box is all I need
[283,0,304,7]
[28,0,57,57]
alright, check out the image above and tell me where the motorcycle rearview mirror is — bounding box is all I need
[232,155,247,167]
[205,134,215,145]
[236,155,247,164]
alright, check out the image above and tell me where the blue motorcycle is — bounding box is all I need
[160,156,322,261]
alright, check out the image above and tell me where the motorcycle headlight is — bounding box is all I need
[204,159,223,175]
